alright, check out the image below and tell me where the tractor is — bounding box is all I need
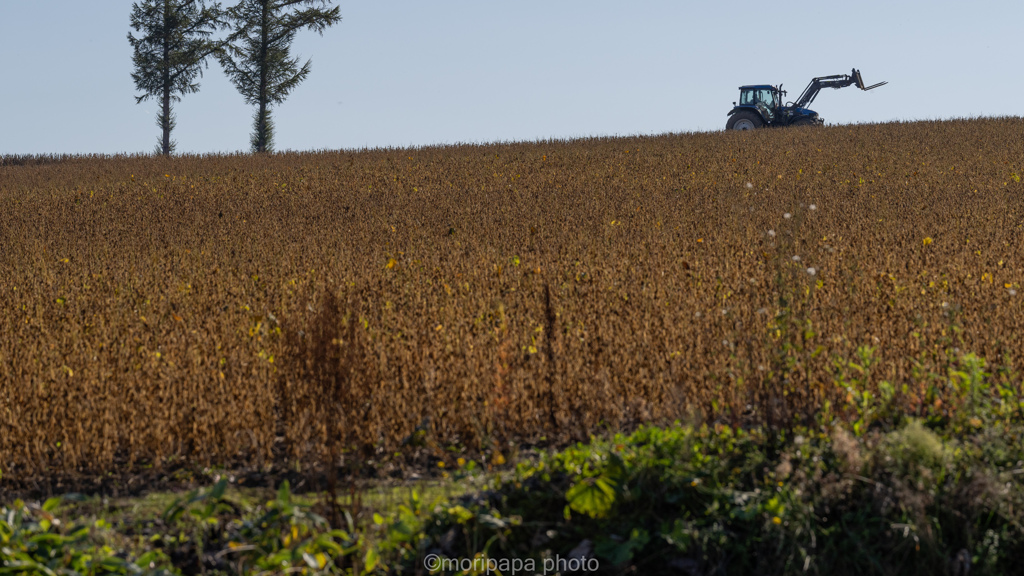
[726,68,886,131]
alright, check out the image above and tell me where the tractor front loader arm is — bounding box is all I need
[793,68,887,109]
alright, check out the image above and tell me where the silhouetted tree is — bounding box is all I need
[128,0,224,155]
[218,0,340,153]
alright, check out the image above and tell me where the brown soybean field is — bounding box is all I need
[3,117,1024,493]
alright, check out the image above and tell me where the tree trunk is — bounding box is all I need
[161,0,172,156]
[255,2,269,153]
[161,87,171,156]
[257,100,267,153]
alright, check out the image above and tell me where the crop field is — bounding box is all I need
[2,117,1023,491]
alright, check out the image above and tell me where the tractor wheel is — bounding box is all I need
[726,111,763,131]
[790,117,816,127]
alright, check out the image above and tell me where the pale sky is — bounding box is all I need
[1,0,1021,155]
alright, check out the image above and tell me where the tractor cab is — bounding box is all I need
[737,85,780,122]
[728,82,818,130]
[738,86,779,108]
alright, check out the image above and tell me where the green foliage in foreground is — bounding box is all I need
[6,421,1023,575]
[4,352,1024,575]
[379,352,1024,575]
[0,494,172,575]
[390,419,1024,575]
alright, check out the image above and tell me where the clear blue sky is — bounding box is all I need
[1,0,1021,155]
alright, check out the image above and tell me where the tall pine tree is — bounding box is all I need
[218,0,340,153]
[129,0,223,155]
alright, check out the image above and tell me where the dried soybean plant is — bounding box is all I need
[1,118,1023,489]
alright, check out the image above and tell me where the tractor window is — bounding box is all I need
[740,89,777,107]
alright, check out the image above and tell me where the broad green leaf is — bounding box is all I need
[41,497,61,513]
[566,477,617,518]
[446,505,474,524]
[277,480,291,504]
[364,548,380,573]
[210,478,228,500]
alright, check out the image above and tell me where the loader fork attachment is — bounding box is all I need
[852,68,887,91]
